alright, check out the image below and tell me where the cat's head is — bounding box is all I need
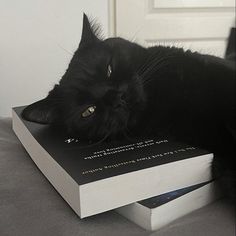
[22,14,147,141]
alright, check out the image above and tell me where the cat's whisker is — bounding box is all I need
[141,60,169,79]
[137,54,175,78]
[138,55,177,86]
[142,61,171,83]
[137,50,171,74]
[140,61,169,83]
[136,53,157,72]
[57,43,73,55]
[136,53,158,75]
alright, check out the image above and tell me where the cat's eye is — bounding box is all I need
[81,106,96,118]
[107,64,112,78]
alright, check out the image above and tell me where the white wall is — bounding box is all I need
[0,0,109,117]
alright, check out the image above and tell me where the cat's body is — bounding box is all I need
[137,48,235,200]
[23,15,236,202]
[137,47,235,148]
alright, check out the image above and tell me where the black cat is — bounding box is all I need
[22,14,236,202]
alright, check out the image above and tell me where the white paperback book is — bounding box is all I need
[116,181,221,231]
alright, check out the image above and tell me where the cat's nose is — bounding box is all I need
[117,92,126,101]
[114,92,126,109]
[104,90,126,109]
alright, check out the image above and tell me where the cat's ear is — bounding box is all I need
[22,98,60,124]
[79,13,101,48]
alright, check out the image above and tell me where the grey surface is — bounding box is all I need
[0,118,235,236]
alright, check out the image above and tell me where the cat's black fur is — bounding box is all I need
[22,14,236,202]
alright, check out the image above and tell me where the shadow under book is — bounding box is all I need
[116,180,220,230]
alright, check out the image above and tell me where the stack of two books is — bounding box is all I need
[12,107,220,231]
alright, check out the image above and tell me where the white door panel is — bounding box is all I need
[153,0,235,9]
[116,0,235,57]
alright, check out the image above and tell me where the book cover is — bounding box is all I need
[12,106,213,218]
[116,181,221,231]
